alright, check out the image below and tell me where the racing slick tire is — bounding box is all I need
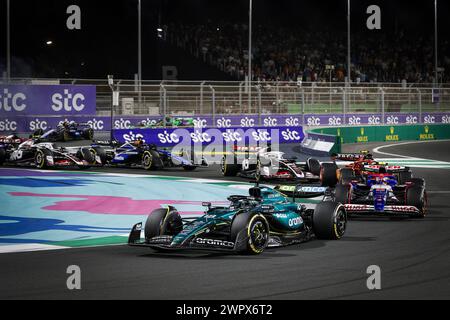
[32,129,44,138]
[79,148,96,163]
[339,168,356,185]
[221,156,241,177]
[320,163,338,187]
[406,186,427,218]
[397,170,413,185]
[231,212,269,255]
[35,149,52,169]
[0,148,5,165]
[63,130,71,142]
[307,158,321,176]
[406,178,425,188]
[142,151,153,170]
[313,201,347,240]
[144,207,183,240]
[83,128,94,140]
[183,166,197,171]
[90,147,107,166]
[335,183,350,204]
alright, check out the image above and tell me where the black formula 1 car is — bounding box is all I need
[0,138,102,169]
[92,140,208,171]
[33,121,94,142]
[128,184,347,255]
[221,146,338,187]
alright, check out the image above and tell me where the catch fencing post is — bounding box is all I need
[340,87,346,125]
[160,84,167,126]
[300,88,305,125]
[239,81,245,114]
[379,88,385,124]
[256,85,262,125]
[108,75,114,142]
[209,85,216,126]
[200,81,205,114]
[416,88,423,123]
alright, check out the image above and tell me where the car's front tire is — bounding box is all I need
[231,212,269,255]
[142,151,153,170]
[144,207,183,240]
[35,149,51,169]
[313,201,347,240]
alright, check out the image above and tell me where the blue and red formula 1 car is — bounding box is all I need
[93,139,208,171]
[334,164,427,218]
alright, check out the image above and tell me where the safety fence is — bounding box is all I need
[1,80,450,134]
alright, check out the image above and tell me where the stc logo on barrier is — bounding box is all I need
[123,131,145,142]
[86,118,104,130]
[121,128,303,145]
[0,119,18,131]
[51,89,86,112]
[0,89,27,112]
[29,118,48,131]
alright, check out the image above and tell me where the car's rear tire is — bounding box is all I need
[83,128,94,140]
[144,207,183,240]
[406,186,427,218]
[221,156,241,177]
[231,212,269,255]
[0,148,5,165]
[320,163,338,187]
[79,147,95,164]
[407,178,425,188]
[335,183,351,204]
[63,130,71,142]
[142,151,153,170]
[307,158,321,176]
[32,129,44,138]
[313,201,347,240]
[90,147,107,166]
[183,166,197,171]
[339,168,356,185]
[397,170,413,185]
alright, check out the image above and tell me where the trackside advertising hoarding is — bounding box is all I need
[3,113,450,134]
[0,84,96,116]
[305,124,450,154]
[112,126,305,147]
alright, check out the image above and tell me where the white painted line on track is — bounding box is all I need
[372,140,450,159]
[0,244,67,254]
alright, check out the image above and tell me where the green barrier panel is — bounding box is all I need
[309,124,450,153]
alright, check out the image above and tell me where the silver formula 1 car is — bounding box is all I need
[221,146,338,187]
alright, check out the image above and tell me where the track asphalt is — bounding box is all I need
[0,140,449,299]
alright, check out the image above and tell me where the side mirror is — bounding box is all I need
[202,202,212,210]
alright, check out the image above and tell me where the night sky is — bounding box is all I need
[0,0,448,79]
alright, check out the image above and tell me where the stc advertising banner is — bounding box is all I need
[0,85,96,116]
[112,126,305,147]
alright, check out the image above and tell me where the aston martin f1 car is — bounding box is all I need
[128,185,347,254]
[0,138,102,169]
[221,146,338,187]
[33,121,94,142]
[93,140,208,171]
[334,165,427,218]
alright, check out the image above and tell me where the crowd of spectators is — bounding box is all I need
[166,22,449,84]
